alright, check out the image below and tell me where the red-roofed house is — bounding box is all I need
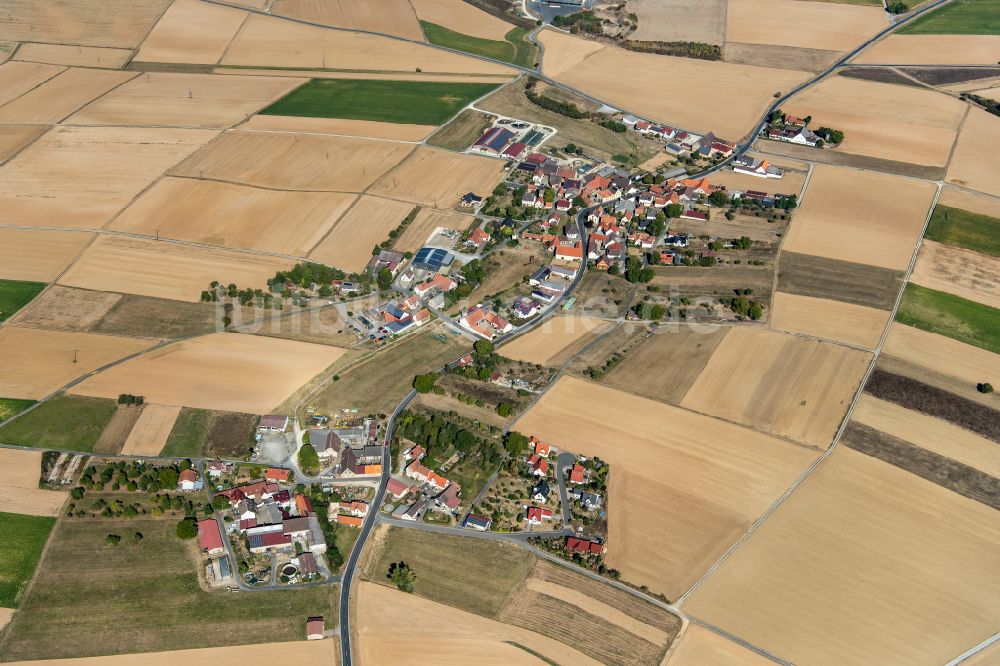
[177,468,200,491]
[404,445,425,461]
[265,467,292,483]
[414,273,457,298]
[307,617,325,640]
[197,519,224,555]
[569,464,586,484]
[386,477,412,499]
[525,506,554,525]
[466,227,491,250]
[460,305,512,340]
[295,494,314,516]
[566,536,604,555]
[531,436,554,457]
[336,514,363,527]
[528,454,549,477]
[554,239,584,262]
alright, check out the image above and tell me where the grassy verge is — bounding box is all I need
[0,279,45,322]
[0,398,36,422]
[924,204,1000,256]
[900,0,1000,34]
[0,395,116,451]
[260,78,501,125]
[421,21,535,67]
[0,512,56,608]
[896,283,1000,354]
[0,519,336,661]
[361,526,531,617]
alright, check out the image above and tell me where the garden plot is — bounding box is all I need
[783,75,967,167]
[947,107,1000,198]
[0,229,93,282]
[0,125,216,229]
[307,195,414,272]
[220,12,514,74]
[0,68,136,124]
[539,28,810,140]
[68,72,303,129]
[133,0,248,65]
[0,326,156,400]
[368,146,506,207]
[271,0,424,40]
[70,333,345,413]
[172,130,414,192]
[514,376,817,600]
[781,164,935,270]
[769,292,889,349]
[58,235,291,302]
[681,326,871,447]
[685,447,1000,666]
[111,177,355,257]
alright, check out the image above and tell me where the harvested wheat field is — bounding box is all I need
[215,67,511,84]
[0,126,216,229]
[394,207,472,251]
[11,286,122,331]
[666,625,773,666]
[539,29,809,140]
[307,195,413,272]
[357,581,598,665]
[0,326,156,400]
[0,608,12,632]
[112,177,355,256]
[0,61,63,107]
[119,404,181,456]
[853,394,1000,478]
[854,35,1000,65]
[68,72,302,129]
[601,325,731,405]
[221,13,513,74]
[369,147,506,207]
[0,229,93,282]
[682,327,870,447]
[769,292,888,348]
[172,130,413,192]
[3,639,339,666]
[0,448,67,517]
[239,113,436,140]
[514,376,817,600]
[500,316,611,366]
[628,0,725,44]
[727,0,884,51]
[939,185,1000,220]
[0,68,136,124]
[910,240,1000,308]
[410,0,514,40]
[134,0,248,65]
[947,107,1000,198]
[685,447,1000,666]
[782,164,935,270]
[58,235,291,302]
[784,75,966,166]
[70,333,344,413]
[881,322,1000,391]
[0,125,48,163]
[272,0,423,40]
[12,43,133,69]
[0,0,170,48]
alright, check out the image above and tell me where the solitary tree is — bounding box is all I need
[176,517,198,540]
[298,444,320,475]
[388,562,416,593]
[977,382,995,394]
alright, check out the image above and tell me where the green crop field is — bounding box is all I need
[0,395,116,451]
[0,279,45,323]
[0,512,56,608]
[0,518,336,660]
[0,398,36,422]
[900,0,1000,34]
[421,21,536,67]
[896,283,1000,353]
[260,78,501,125]
[924,205,1000,256]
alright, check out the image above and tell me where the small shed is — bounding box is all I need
[306,617,325,640]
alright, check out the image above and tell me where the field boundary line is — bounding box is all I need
[0,62,66,108]
[217,8,252,66]
[676,181,943,607]
[943,103,971,174]
[51,70,143,125]
[169,172,374,195]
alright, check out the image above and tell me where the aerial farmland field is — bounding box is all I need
[307,195,416,272]
[0,449,67,517]
[132,0,248,65]
[271,0,424,40]
[0,68,136,124]
[368,146,506,207]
